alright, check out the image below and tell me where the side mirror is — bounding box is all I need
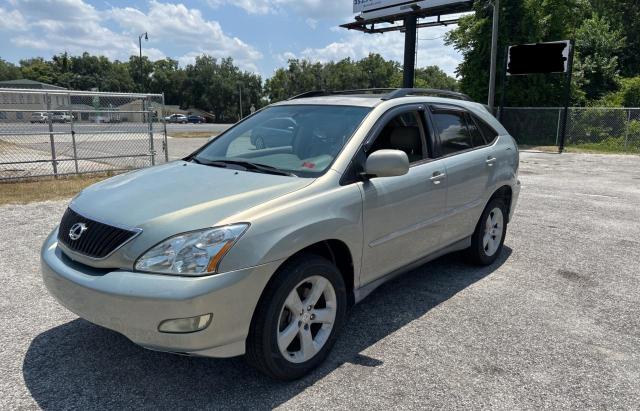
[364,149,409,178]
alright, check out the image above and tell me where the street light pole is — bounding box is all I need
[138,32,148,92]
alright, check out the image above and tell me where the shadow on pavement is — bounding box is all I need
[23,248,511,410]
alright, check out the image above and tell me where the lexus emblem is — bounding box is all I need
[69,223,88,241]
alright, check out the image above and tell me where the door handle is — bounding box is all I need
[430,171,446,185]
[486,157,497,166]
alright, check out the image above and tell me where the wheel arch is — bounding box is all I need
[488,185,513,222]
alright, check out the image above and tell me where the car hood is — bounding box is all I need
[70,161,312,231]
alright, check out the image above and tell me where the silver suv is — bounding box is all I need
[42,89,520,380]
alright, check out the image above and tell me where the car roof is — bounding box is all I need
[271,88,479,109]
[269,88,506,134]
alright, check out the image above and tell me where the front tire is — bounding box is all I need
[466,198,508,266]
[246,254,347,380]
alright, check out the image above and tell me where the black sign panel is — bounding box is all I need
[507,41,570,76]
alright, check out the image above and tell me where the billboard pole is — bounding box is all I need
[488,0,500,110]
[403,14,418,88]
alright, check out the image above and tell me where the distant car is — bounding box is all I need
[51,112,72,123]
[94,115,121,124]
[30,112,49,123]
[187,115,206,124]
[250,117,296,149]
[167,114,188,124]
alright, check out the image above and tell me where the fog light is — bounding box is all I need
[158,314,212,334]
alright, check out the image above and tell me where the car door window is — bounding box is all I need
[466,114,487,147]
[368,111,427,163]
[431,110,473,156]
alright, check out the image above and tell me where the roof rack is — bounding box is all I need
[287,88,397,100]
[381,88,472,101]
[288,88,472,102]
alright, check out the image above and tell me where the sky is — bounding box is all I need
[0,0,464,79]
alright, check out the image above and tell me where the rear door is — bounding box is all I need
[360,105,447,284]
[429,105,496,244]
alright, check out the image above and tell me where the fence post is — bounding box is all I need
[69,93,79,174]
[555,108,562,146]
[624,109,631,151]
[162,93,168,162]
[147,96,155,166]
[46,93,58,177]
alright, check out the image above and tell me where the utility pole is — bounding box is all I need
[138,32,148,92]
[488,0,500,110]
[238,83,243,119]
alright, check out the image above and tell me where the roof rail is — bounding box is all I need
[287,90,329,100]
[287,88,398,100]
[381,88,472,101]
[287,88,472,102]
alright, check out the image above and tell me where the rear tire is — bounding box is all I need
[246,254,347,380]
[466,198,508,266]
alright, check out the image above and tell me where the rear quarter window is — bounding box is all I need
[473,115,499,143]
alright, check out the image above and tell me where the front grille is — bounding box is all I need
[58,208,139,259]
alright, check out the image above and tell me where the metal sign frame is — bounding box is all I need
[342,1,474,88]
[506,40,572,76]
[498,40,575,153]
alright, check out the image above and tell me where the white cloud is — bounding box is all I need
[8,0,136,60]
[2,0,262,72]
[0,7,27,31]
[305,17,318,29]
[209,0,351,18]
[109,1,262,71]
[292,25,461,77]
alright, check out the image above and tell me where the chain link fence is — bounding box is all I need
[0,88,168,180]
[500,107,640,153]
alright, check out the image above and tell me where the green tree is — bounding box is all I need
[265,54,402,102]
[0,59,21,81]
[128,55,154,92]
[573,15,625,101]
[446,0,591,106]
[19,58,60,85]
[590,0,640,77]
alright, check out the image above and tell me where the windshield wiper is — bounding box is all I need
[190,158,228,168]
[192,158,296,177]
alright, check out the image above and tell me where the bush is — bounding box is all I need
[621,77,640,108]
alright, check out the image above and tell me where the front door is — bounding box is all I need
[360,108,448,285]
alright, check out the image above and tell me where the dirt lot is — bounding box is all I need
[0,152,639,409]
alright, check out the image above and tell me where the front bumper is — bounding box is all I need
[41,228,281,358]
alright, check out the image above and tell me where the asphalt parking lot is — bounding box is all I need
[1,151,639,409]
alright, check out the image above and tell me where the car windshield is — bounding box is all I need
[194,105,371,177]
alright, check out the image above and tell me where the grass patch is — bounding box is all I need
[0,173,113,205]
[168,131,219,139]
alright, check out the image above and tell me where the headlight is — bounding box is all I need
[134,224,249,276]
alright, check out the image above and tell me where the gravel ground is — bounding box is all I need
[1,151,639,410]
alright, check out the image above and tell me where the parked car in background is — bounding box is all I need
[250,117,296,149]
[51,112,72,123]
[166,114,188,124]
[188,115,206,124]
[30,112,49,123]
[41,88,520,380]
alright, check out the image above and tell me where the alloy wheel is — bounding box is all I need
[483,207,504,257]
[277,275,337,363]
